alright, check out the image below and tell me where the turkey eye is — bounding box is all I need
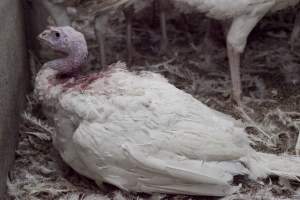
[55,32,60,38]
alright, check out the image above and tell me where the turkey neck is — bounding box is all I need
[35,47,88,102]
[44,44,88,75]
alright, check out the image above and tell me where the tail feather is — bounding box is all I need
[245,152,300,181]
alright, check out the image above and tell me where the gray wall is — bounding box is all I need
[0,0,28,198]
[24,0,70,54]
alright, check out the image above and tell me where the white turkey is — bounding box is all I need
[157,0,300,104]
[35,26,300,196]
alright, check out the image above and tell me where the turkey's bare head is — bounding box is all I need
[38,26,88,75]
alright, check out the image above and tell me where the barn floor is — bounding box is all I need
[7,3,300,200]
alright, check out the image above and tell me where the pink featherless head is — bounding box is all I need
[38,26,88,74]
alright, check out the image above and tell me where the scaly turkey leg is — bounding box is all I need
[226,1,273,104]
[227,43,242,105]
[296,134,300,155]
[290,12,300,50]
[94,14,109,69]
[123,5,135,67]
[157,0,169,53]
[202,19,224,69]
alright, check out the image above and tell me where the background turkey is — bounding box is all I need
[157,0,300,104]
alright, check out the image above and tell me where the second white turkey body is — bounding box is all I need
[172,0,300,20]
[168,0,300,104]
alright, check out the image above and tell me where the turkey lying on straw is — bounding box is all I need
[35,26,300,197]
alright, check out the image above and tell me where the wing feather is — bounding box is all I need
[71,122,242,195]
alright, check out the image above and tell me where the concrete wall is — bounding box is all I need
[0,0,28,198]
[23,0,70,54]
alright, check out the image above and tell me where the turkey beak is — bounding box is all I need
[38,32,46,42]
[37,29,51,42]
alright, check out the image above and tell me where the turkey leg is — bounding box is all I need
[94,14,109,69]
[157,0,169,53]
[290,11,300,50]
[227,42,242,105]
[226,2,273,104]
[123,5,135,67]
[202,19,224,69]
[296,134,300,155]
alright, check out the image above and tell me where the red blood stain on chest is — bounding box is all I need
[49,72,104,92]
